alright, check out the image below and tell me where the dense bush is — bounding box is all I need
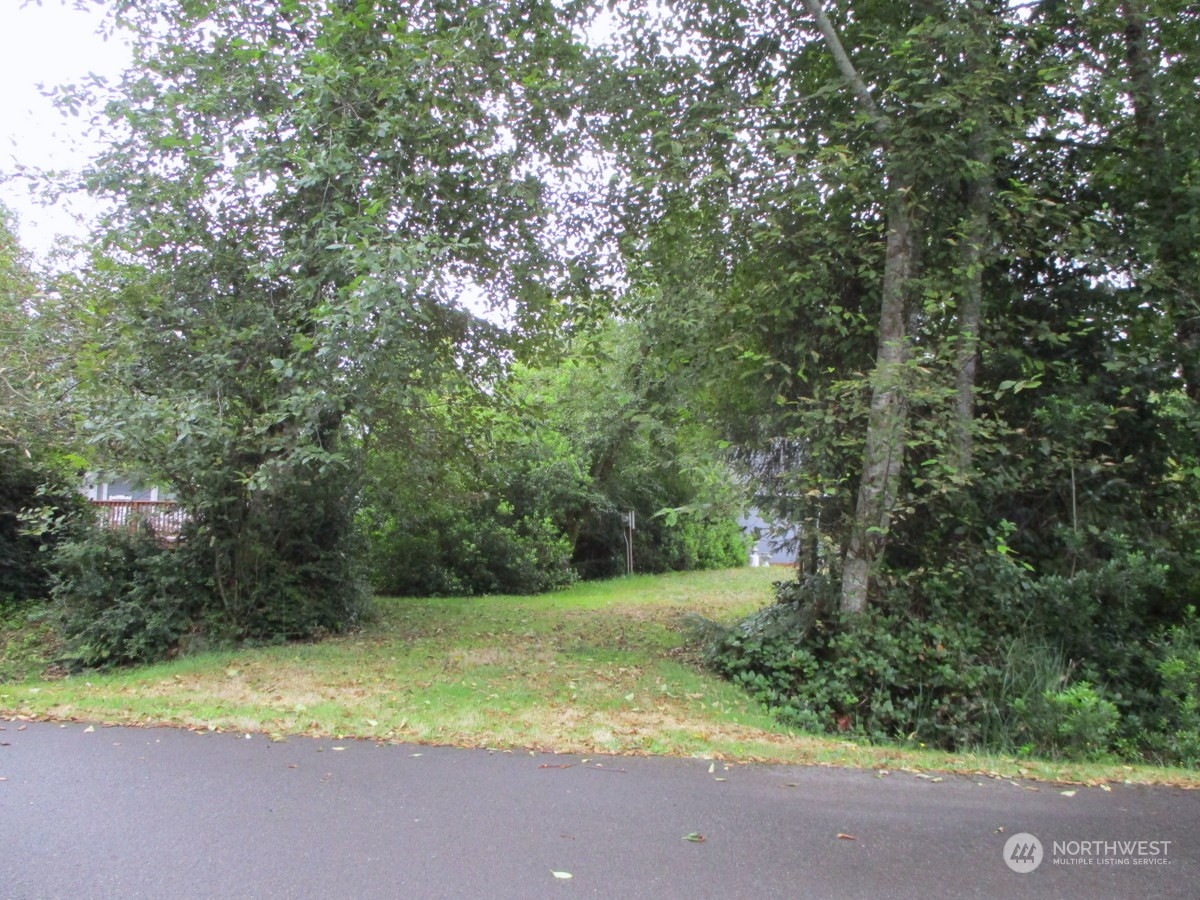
[52,526,195,668]
[705,542,1200,763]
[360,351,750,596]
[704,581,1004,749]
[174,463,369,644]
[365,498,577,597]
[1152,608,1200,766]
[51,462,369,668]
[0,449,88,603]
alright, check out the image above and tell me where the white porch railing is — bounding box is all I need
[91,500,188,544]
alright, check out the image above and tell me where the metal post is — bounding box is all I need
[622,509,635,575]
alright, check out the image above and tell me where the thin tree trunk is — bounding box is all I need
[839,187,915,614]
[802,0,916,614]
[1121,1,1200,402]
[951,121,993,473]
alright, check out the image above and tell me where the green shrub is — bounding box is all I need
[704,579,1002,749]
[1153,607,1200,766]
[1010,681,1120,759]
[0,449,88,603]
[51,527,196,668]
[177,465,369,642]
[0,596,61,682]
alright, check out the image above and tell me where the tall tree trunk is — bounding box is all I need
[1120,2,1200,402]
[951,116,994,472]
[803,0,917,614]
[839,187,915,614]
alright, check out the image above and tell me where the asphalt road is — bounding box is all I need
[1,720,1196,899]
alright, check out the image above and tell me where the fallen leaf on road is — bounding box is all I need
[708,762,715,774]
[551,871,573,880]
[683,832,706,843]
[714,777,727,782]
[83,726,94,733]
[538,764,573,769]
[1100,785,1112,792]
[837,833,858,841]
[332,746,346,751]
[1060,790,1077,797]
[288,764,299,769]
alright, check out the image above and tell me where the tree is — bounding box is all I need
[598,0,1031,611]
[64,0,596,640]
[0,205,56,455]
[0,206,88,603]
[594,0,1200,754]
[357,316,749,594]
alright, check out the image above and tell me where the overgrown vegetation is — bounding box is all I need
[3,568,1195,784]
[3,0,1199,770]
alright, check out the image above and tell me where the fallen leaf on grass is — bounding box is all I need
[683,832,706,843]
[837,833,858,841]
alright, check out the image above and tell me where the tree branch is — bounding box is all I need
[801,0,889,138]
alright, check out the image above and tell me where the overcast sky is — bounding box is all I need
[1,1,131,261]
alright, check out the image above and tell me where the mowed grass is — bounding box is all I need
[2,568,1197,786]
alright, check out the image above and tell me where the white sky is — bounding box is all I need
[0,0,131,262]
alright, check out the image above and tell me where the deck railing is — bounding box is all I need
[91,500,188,544]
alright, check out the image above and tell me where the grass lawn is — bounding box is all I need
[2,567,1196,786]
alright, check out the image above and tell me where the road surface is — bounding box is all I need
[1,720,1196,898]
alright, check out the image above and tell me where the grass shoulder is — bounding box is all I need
[2,568,1196,787]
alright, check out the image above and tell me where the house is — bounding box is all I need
[739,508,798,566]
[81,475,186,543]
[81,476,171,502]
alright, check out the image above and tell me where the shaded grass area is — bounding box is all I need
[0,603,63,684]
[2,568,1197,786]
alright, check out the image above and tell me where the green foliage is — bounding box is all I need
[0,597,61,683]
[704,581,1003,749]
[0,448,89,603]
[1153,608,1200,766]
[1011,682,1120,761]
[48,0,598,646]
[51,528,196,669]
[362,446,578,597]
[359,320,749,595]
